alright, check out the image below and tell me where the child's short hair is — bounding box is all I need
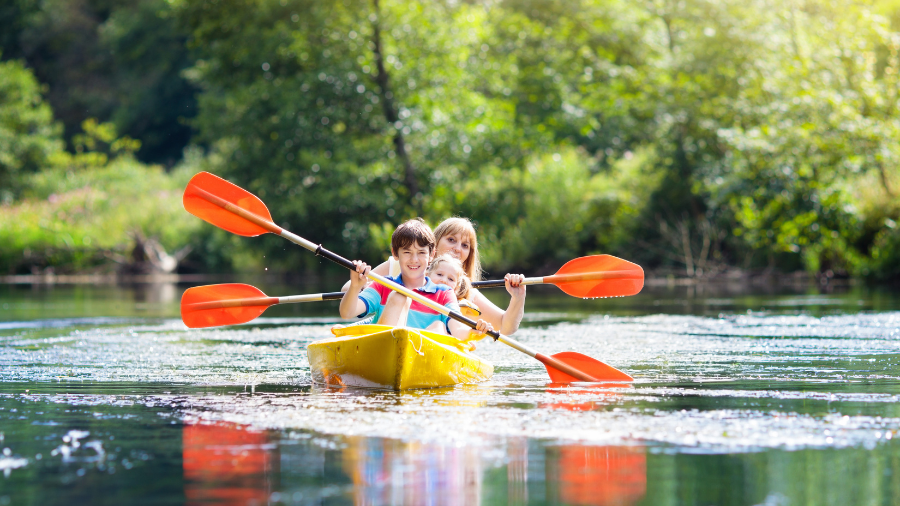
[391,218,435,255]
[427,254,471,300]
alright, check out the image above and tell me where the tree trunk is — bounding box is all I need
[370,0,420,205]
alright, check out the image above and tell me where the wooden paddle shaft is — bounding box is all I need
[472,277,542,288]
[185,292,344,311]
[473,271,642,289]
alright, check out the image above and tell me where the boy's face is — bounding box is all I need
[393,241,433,282]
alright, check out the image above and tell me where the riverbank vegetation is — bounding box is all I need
[1,0,899,280]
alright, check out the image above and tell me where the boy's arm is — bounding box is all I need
[340,260,390,292]
[339,261,371,319]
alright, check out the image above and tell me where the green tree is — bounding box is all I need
[5,0,196,165]
[717,0,900,275]
[177,0,661,271]
[0,57,64,202]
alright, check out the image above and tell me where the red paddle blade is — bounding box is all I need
[544,351,634,382]
[183,172,275,237]
[181,283,278,328]
[547,254,644,298]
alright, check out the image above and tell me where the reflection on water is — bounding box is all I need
[183,422,274,506]
[2,385,900,505]
[179,421,649,506]
[551,446,646,506]
[542,383,632,412]
[342,437,483,506]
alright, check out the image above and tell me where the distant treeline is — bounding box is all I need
[1,0,899,280]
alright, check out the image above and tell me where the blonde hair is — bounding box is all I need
[433,217,482,282]
[427,254,471,301]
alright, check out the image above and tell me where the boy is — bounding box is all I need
[339,218,492,339]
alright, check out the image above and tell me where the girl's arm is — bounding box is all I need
[341,260,391,291]
[470,273,526,335]
[448,317,493,341]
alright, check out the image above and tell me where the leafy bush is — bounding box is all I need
[867,224,900,281]
[0,58,65,202]
[0,156,201,274]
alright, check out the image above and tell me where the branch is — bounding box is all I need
[370,0,420,204]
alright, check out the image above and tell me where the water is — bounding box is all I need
[1,280,900,505]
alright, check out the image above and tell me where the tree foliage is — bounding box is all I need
[1,0,197,165]
[0,58,64,202]
[2,0,900,280]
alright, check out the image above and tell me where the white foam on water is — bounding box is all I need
[2,312,900,452]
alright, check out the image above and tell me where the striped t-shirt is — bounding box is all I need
[358,274,459,333]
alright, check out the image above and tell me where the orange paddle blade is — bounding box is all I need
[181,283,278,328]
[547,254,644,298]
[183,172,276,237]
[544,351,634,382]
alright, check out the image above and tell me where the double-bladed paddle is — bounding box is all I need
[181,283,343,328]
[181,171,634,383]
[182,252,643,328]
[472,254,643,298]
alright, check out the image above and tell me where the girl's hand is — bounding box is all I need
[349,260,371,290]
[505,273,526,299]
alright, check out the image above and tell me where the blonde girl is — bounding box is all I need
[432,218,525,335]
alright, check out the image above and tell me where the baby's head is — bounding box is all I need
[427,254,471,300]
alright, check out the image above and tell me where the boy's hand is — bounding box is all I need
[349,260,371,291]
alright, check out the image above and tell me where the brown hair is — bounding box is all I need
[391,218,435,255]
[433,217,482,281]
[427,254,471,300]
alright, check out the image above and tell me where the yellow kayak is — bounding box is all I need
[307,324,494,390]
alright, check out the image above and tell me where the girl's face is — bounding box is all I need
[429,263,459,290]
[436,232,472,263]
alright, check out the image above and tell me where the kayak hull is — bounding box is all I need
[307,324,493,390]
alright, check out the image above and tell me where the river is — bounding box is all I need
[1,279,899,505]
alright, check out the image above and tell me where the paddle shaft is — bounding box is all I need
[192,185,600,382]
[473,271,645,289]
[184,292,344,311]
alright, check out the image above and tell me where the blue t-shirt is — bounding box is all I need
[358,275,460,333]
